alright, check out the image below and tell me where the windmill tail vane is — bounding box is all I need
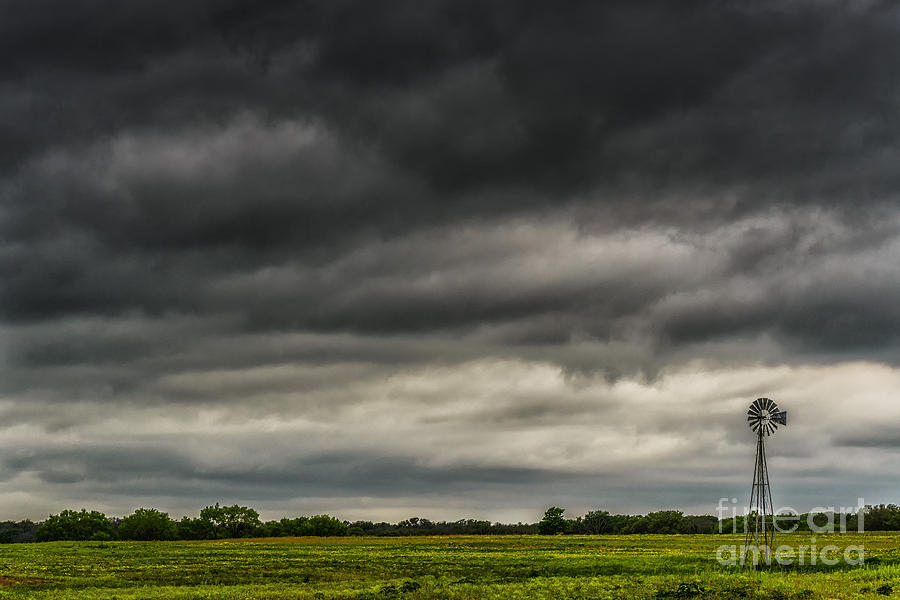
[744,397,788,568]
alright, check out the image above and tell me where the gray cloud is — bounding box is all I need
[2,0,900,520]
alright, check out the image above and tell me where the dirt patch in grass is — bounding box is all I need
[0,576,51,586]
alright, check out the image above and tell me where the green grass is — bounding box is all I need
[0,533,895,598]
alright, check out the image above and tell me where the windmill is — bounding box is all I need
[744,397,787,567]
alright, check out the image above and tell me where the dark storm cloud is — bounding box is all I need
[7,1,900,227]
[3,443,566,493]
[3,1,900,339]
[3,0,900,518]
[834,426,900,449]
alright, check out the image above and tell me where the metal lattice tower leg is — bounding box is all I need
[745,430,775,567]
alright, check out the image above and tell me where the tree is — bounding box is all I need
[306,515,348,536]
[538,507,567,535]
[0,520,37,543]
[177,516,216,540]
[118,508,177,541]
[863,504,900,531]
[256,520,284,537]
[199,504,261,538]
[680,515,718,534]
[582,510,613,534]
[644,510,685,534]
[279,516,310,536]
[36,509,115,541]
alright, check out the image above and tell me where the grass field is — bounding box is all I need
[0,534,897,599]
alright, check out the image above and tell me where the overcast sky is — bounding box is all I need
[2,0,899,523]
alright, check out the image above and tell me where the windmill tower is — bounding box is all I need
[744,397,787,567]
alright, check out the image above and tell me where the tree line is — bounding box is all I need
[537,507,720,535]
[0,503,897,543]
[3,504,348,543]
[542,506,882,535]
